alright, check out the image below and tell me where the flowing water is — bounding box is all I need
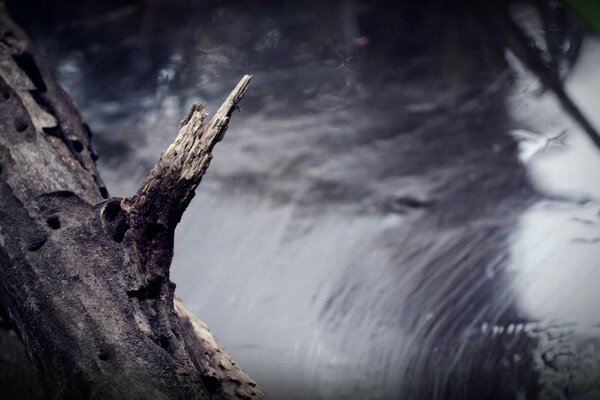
[8,1,600,399]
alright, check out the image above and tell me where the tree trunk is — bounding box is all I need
[0,3,266,399]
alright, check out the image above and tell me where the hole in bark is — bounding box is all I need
[158,336,170,350]
[46,216,60,230]
[112,220,129,243]
[13,118,27,132]
[12,52,46,93]
[42,126,61,138]
[103,201,121,222]
[98,351,109,361]
[31,90,55,116]
[27,235,47,251]
[70,140,83,152]
[201,374,221,393]
[127,277,163,301]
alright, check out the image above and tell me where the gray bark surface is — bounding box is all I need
[0,4,265,399]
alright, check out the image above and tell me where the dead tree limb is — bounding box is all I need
[123,76,251,285]
[175,299,268,400]
[0,3,265,399]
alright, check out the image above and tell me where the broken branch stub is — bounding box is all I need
[123,75,251,279]
[127,75,252,231]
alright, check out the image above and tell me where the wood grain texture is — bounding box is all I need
[0,4,265,399]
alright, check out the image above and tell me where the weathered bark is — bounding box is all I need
[0,3,266,399]
[175,299,269,400]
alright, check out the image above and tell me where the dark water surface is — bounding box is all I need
[8,1,600,399]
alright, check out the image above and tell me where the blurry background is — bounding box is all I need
[6,1,600,399]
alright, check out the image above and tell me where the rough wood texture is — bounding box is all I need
[122,75,251,289]
[175,299,269,400]
[128,75,252,230]
[0,3,266,399]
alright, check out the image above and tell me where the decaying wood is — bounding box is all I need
[128,75,252,230]
[122,75,251,287]
[175,299,269,400]
[0,3,266,399]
